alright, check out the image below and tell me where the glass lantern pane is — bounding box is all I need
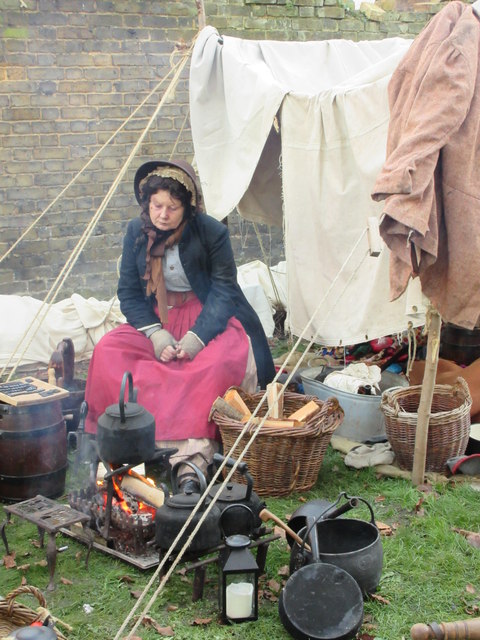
[225,574,255,619]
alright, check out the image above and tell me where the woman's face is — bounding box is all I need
[149,189,185,231]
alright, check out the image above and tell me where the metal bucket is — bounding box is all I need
[0,401,67,501]
[300,366,408,441]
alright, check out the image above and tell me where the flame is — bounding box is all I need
[105,469,157,517]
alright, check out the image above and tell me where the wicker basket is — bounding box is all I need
[380,377,471,473]
[0,586,66,639]
[211,387,344,497]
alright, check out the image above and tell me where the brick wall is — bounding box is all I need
[1,0,444,300]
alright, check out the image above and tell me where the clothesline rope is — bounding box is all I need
[115,226,371,640]
[0,54,186,267]
[1,46,192,382]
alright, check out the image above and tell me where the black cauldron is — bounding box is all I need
[289,494,383,594]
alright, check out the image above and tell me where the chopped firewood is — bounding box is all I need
[267,382,284,418]
[223,388,252,417]
[209,397,245,422]
[121,475,165,508]
[241,416,301,428]
[287,399,320,422]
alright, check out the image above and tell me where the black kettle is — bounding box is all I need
[96,371,156,465]
[208,453,266,537]
[155,461,222,553]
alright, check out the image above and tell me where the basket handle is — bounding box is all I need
[314,396,345,434]
[5,584,47,614]
[454,376,472,405]
[381,386,408,415]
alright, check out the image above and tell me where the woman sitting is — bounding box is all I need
[84,159,275,485]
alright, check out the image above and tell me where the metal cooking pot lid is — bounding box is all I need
[209,482,246,502]
[279,563,364,640]
[166,490,207,509]
[105,402,145,418]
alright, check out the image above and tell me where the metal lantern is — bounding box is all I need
[219,533,259,624]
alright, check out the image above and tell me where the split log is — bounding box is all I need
[120,475,165,508]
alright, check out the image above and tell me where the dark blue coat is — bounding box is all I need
[117,213,275,389]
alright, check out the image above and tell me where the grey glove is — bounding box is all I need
[150,328,176,359]
[177,331,204,360]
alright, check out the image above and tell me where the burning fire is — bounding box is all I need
[98,469,157,517]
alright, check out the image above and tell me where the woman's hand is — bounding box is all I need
[159,344,177,362]
[176,331,204,360]
[150,329,176,361]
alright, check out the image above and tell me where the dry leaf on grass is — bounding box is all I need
[122,636,142,640]
[268,578,281,593]
[119,575,135,584]
[141,615,175,636]
[368,593,390,605]
[277,565,290,577]
[17,563,30,571]
[130,590,144,599]
[453,528,480,549]
[376,521,393,536]
[4,553,16,569]
[466,583,476,594]
[60,577,73,585]
[21,576,27,585]
[192,618,212,626]
[35,560,47,567]
[166,605,178,612]
[31,539,42,548]
[374,495,386,503]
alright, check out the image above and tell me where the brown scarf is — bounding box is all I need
[143,218,187,324]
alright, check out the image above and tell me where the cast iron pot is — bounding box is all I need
[155,461,222,553]
[286,491,359,548]
[289,495,383,594]
[279,563,364,640]
[97,371,155,465]
[208,453,266,536]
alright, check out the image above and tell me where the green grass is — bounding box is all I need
[1,446,479,639]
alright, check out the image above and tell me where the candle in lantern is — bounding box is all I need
[226,582,254,619]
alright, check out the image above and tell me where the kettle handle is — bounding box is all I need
[213,453,254,501]
[118,371,134,424]
[219,503,255,538]
[171,460,207,495]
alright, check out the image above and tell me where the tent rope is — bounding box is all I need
[115,226,370,640]
[0,52,188,267]
[1,45,192,381]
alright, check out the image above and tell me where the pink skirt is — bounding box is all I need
[84,297,250,441]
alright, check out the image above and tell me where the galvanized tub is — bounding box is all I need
[300,366,408,442]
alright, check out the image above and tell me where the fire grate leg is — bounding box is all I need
[1,514,12,555]
[46,531,57,591]
[192,566,206,602]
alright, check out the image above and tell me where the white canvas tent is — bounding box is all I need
[190,27,427,345]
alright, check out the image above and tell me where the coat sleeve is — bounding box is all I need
[186,218,241,345]
[117,220,159,330]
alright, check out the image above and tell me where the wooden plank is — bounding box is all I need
[287,399,320,422]
[223,388,251,417]
[266,382,284,418]
[0,376,70,406]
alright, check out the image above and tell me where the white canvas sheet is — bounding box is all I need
[190,27,428,345]
[0,294,125,370]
